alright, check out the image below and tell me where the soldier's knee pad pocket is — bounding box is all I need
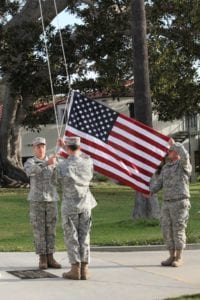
[179,199,191,210]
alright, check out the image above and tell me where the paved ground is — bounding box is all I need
[0,249,200,300]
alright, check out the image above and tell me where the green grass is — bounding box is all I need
[91,185,163,246]
[0,183,200,251]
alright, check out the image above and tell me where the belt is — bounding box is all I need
[164,197,189,202]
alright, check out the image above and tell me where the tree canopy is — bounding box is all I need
[2,0,200,123]
[147,0,200,120]
[69,0,200,120]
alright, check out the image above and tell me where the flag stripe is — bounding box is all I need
[94,165,149,194]
[61,92,170,194]
[108,136,160,166]
[60,141,148,193]
[58,149,68,159]
[81,144,150,185]
[66,126,155,177]
[109,130,164,161]
[115,117,168,153]
[81,137,153,179]
[120,114,170,143]
[64,129,151,190]
[84,150,149,187]
[93,160,149,191]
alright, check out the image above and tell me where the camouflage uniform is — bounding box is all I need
[57,152,96,264]
[150,142,192,250]
[24,156,59,254]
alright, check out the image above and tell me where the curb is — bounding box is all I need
[91,243,200,252]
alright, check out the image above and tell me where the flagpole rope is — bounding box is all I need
[52,0,72,138]
[59,91,72,138]
[52,0,71,92]
[38,0,60,138]
[38,0,72,140]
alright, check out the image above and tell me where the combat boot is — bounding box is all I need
[47,253,61,269]
[161,250,175,266]
[62,263,81,280]
[81,262,90,280]
[171,250,183,267]
[39,254,48,269]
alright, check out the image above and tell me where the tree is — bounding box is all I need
[0,0,132,184]
[130,0,160,219]
[0,0,70,183]
[71,0,200,120]
[68,0,132,93]
[147,0,200,121]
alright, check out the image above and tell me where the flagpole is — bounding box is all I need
[66,90,74,126]
[55,90,74,156]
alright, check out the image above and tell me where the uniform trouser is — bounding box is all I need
[161,199,191,250]
[61,205,91,264]
[29,201,58,255]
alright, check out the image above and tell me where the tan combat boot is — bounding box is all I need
[62,263,81,280]
[161,250,175,266]
[39,254,48,269]
[47,253,61,269]
[81,262,90,280]
[171,250,183,267]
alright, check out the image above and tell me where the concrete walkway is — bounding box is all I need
[0,249,200,300]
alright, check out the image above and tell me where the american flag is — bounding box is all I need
[62,92,170,194]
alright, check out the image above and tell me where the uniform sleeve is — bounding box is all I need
[83,157,93,182]
[170,143,192,176]
[24,158,48,177]
[149,173,163,194]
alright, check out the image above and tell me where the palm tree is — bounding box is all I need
[131,0,160,219]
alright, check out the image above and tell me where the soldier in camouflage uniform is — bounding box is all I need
[150,138,192,267]
[57,136,97,280]
[24,137,61,270]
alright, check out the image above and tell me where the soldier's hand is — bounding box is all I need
[142,192,151,198]
[47,156,57,166]
[168,137,175,146]
[57,138,65,148]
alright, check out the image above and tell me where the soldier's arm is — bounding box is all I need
[24,158,48,177]
[170,142,192,175]
[82,157,93,182]
[149,173,163,194]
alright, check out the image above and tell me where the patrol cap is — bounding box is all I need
[169,144,178,153]
[32,137,46,146]
[64,136,81,146]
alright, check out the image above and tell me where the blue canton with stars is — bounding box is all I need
[68,92,119,142]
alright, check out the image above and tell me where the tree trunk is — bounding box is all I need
[0,81,29,183]
[131,0,160,219]
[0,0,69,185]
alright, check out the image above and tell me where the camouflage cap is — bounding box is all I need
[32,137,46,146]
[64,136,81,146]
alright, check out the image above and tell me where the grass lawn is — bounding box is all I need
[0,183,200,251]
